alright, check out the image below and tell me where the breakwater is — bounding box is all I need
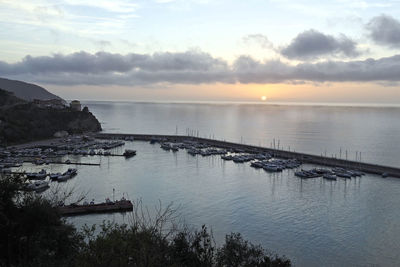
[95,133,400,178]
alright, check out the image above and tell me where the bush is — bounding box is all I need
[0,176,290,267]
[0,175,83,266]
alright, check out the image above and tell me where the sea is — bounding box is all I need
[34,102,400,266]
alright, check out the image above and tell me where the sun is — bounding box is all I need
[261,96,267,101]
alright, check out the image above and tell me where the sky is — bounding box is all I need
[1,0,400,103]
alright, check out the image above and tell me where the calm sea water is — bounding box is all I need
[84,101,400,167]
[34,102,400,266]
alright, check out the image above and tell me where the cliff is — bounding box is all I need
[0,89,101,145]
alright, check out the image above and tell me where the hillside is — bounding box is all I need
[0,88,26,107]
[0,77,63,101]
[0,90,101,145]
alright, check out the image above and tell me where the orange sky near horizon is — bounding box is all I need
[48,82,400,104]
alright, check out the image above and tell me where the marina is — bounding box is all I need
[2,132,398,192]
[95,133,400,178]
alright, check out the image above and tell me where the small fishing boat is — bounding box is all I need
[336,172,352,179]
[171,146,179,152]
[26,181,49,192]
[58,171,73,182]
[323,173,337,180]
[263,165,282,172]
[160,143,171,151]
[50,173,61,181]
[123,149,137,158]
[221,155,233,160]
[35,169,47,180]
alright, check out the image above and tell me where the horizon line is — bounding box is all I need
[76,99,400,108]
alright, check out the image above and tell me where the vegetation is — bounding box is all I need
[0,89,25,107]
[0,175,291,267]
[0,175,82,267]
[0,89,101,145]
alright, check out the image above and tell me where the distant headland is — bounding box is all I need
[0,78,101,146]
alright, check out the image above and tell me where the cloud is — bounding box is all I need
[0,51,228,75]
[63,0,139,13]
[281,29,361,60]
[242,34,274,49]
[1,51,400,86]
[366,14,400,48]
[0,0,139,38]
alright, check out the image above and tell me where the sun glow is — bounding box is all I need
[261,95,267,101]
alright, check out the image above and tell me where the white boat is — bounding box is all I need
[67,168,77,176]
[50,173,61,180]
[58,173,71,182]
[336,172,351,179]
[263,165,281,172]
[323,173,337,180]
[35,169,47,180]
[26,181,49,192]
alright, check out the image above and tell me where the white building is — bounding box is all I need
[70,100,81,111]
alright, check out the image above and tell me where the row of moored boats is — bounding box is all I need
[24,168,78,192]
[295,167,365,180]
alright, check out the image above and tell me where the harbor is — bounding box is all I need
[2,131,400,266]
[94,133,400,178]
[2,131,399,197]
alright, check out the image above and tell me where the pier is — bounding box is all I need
[95,133,400,178]
[58,200,133,216]
[46,161,101,166]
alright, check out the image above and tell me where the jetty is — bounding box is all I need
[95,133,400,178]
[58,200,133,216]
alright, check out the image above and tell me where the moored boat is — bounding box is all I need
[323,173,337,180]
[50,172,61,181]
[123,149,137,158]
[26,181,49,192]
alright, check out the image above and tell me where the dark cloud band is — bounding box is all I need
[1,51,400,86]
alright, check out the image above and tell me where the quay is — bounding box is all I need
[20,160,100,166]
[47,161,100,166]
[95,133,400,178]
[58,200,133,216]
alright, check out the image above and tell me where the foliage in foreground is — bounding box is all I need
[0,175,291,267]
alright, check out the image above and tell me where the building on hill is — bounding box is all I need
[70,100,81,111]
[33,99,66,109]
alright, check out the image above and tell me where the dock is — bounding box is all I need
[95,133,400,178]
[47,161,100,166]
[58,200,133,216]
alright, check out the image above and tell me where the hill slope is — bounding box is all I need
[0,88,26,107]
[0,77,63,101]
[0,89,101,145]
